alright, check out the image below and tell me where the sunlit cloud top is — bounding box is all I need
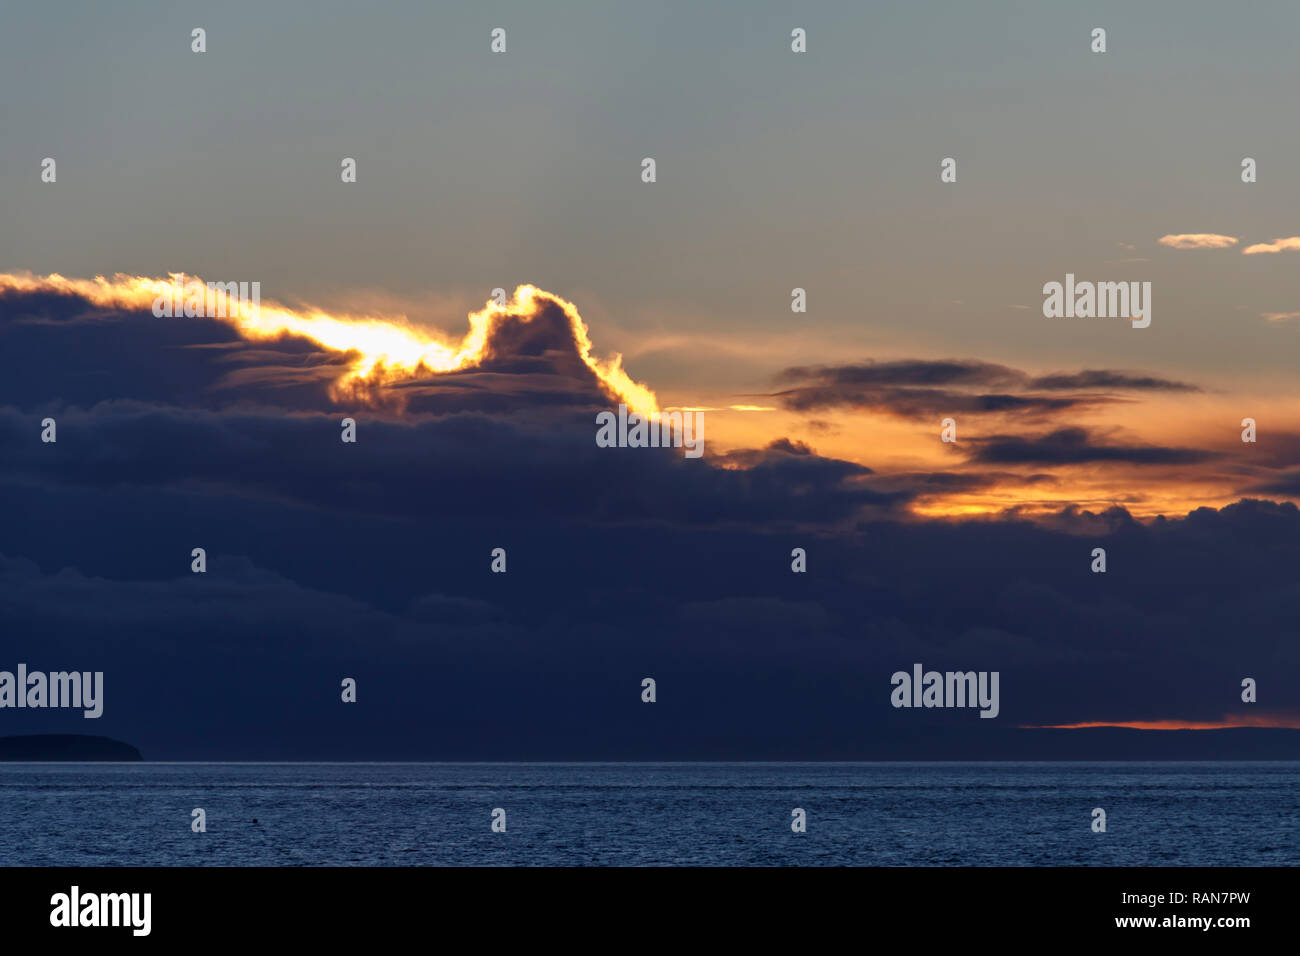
[1242,237,1300,255]
[1156,233,1238,250]
[0,272,659,415]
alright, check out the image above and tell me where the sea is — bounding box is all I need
[1,761,1296,866]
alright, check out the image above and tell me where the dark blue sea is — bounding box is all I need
[2,762,1296,866]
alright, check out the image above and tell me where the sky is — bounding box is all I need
[1,1,1298,758]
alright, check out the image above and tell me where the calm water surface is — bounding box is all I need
[1,762,1296,866]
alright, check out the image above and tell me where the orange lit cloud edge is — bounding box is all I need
[0,272,659,414]
[5,271,1296,523]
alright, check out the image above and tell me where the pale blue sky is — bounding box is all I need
[2,0,1297,393]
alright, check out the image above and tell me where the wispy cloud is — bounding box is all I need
[967,427,1216,466]
[1157,233,1238,250]
[1027,370,1198,392]
[1242,236,1300,255]
[1262,311,1300,323]
[770,361,1199,420]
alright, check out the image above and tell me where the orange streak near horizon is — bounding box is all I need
[0,272,659,414]
[1024,715,1300,730]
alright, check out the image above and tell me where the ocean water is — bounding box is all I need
[1,762,1296,866]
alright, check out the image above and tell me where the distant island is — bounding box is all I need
[0,734,143,761]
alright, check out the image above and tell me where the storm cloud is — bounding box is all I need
[1,283,1296,759]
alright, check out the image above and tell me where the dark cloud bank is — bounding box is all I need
[2,287,1298,759]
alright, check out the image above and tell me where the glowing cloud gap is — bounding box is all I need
[0,273,659,414]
